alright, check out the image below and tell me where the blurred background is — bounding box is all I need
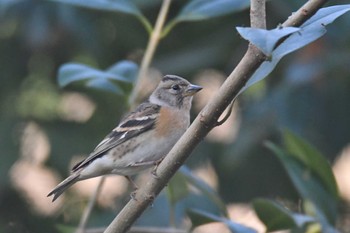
[1,0,350,232]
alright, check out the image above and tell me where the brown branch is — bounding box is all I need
[87,226,186,233]
[274,0,328,49]
[250,0,266,29]
[104,0,328,232]
[282,0,327,27]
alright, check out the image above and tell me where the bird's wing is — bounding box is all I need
[72,102,161,172]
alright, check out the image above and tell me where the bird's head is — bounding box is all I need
[149,75,202,109]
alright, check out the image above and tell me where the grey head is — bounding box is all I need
[149,75,202,110]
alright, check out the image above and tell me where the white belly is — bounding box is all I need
[79,128,185,178]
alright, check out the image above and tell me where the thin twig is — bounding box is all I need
[275,0,328,50]
[104,1,328,233]
[129,0,172,106]
[215,100,235,126]
[87,226,186,233]
[282,0,327,27]
[76,177,106,233]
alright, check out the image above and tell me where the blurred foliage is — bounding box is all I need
[263,130,339,232]
[57,60,138,94]
[1,0,350,233]
[187,208,256,233]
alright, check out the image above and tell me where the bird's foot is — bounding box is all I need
[151,158,164,179]
[130,190,138,201]
[125,176,139,190]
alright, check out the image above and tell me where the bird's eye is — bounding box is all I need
[171,84,180,91]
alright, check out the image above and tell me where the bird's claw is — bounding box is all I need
[130,190,138,201]
[151,158,163,179]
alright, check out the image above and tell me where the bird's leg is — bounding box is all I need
[125,175,139,189]
[125,176,138,201]
[151,157,164,179]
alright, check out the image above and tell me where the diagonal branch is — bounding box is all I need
[104,0,328,232]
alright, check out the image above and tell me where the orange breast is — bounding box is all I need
[155,107,189,137]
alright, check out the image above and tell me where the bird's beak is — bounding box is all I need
[184,84,203,96]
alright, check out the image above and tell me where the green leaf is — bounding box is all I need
[188,208,219,227]
[49,0,153,33]
[167,172,190,206]
[283,129,338,199]
[265,142,338,227]
[253,198,315,231]
[162,0,249,37]
[57,60,138,94]
[48,0,142,16]
[58,63,102,87]
[55,224,75,233]
[253,199,296,231]
[236,27,300,56]
[106,60,138,83]
[175,0,250,21]
[188,209,257,233]
[180,166,228,216]
[237,4,350,96]
[86,78,124,94]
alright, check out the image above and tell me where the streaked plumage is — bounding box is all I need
[47,75,202,202]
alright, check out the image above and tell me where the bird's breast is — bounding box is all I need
[155,107,190,138]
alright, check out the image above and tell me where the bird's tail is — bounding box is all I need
[47,173,80,202]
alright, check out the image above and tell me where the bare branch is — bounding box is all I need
[87,226,186,233]
[250,0,266,29]
[104,0,328,232]
[282,0,328,27]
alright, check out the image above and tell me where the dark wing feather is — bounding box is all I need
[72,102,160,172]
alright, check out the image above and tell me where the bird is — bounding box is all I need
[47,75,202,202]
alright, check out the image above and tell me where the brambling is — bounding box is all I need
[48,75,202,201]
